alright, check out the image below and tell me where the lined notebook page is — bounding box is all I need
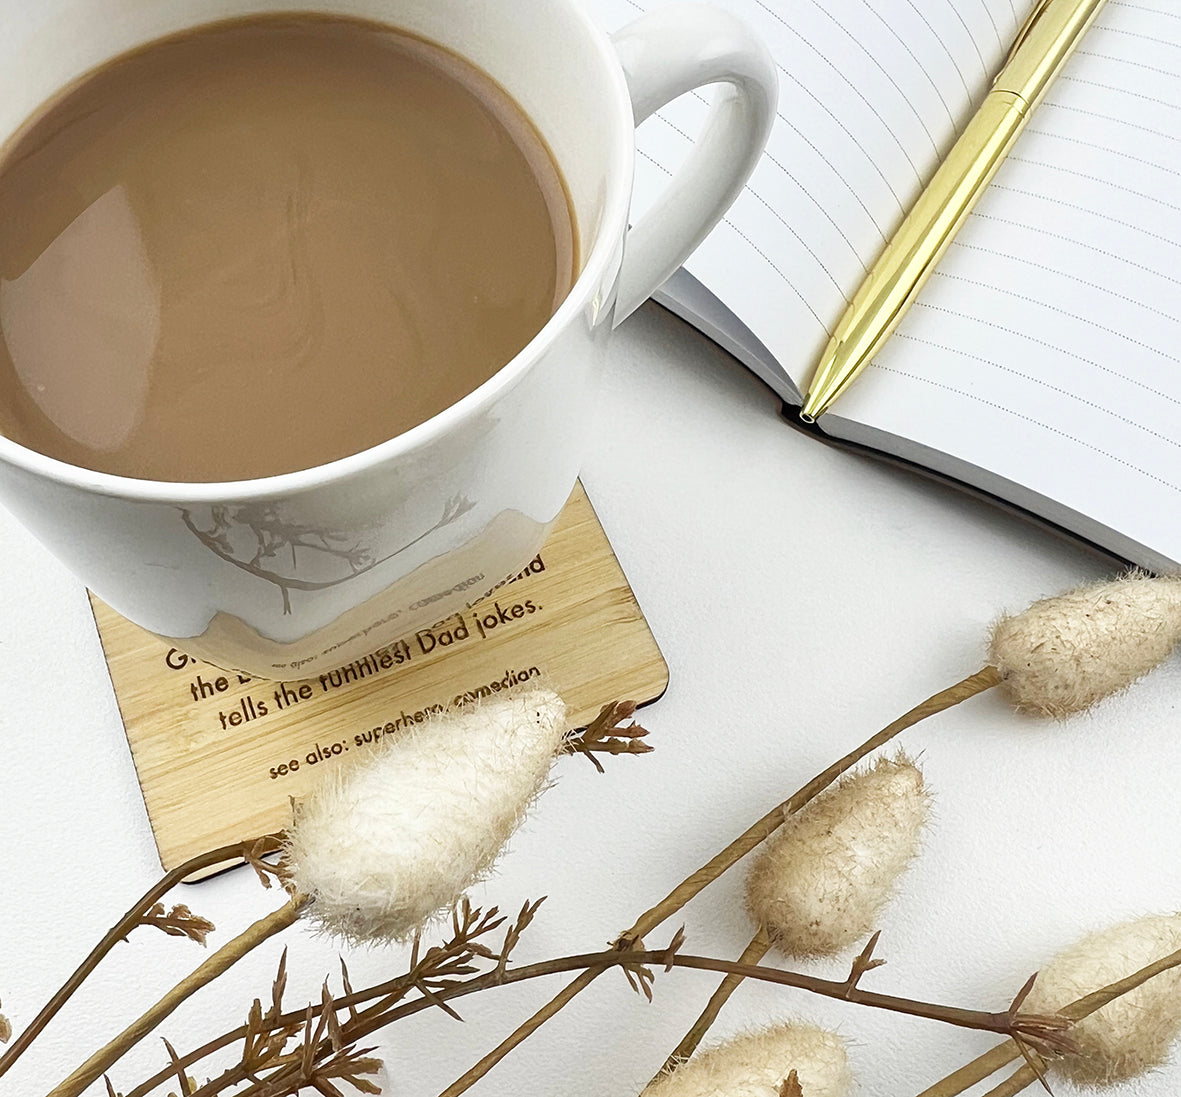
[832,0,1181,568]
[589,0,1031,380]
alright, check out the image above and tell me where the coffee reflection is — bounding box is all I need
[1,186,159,452]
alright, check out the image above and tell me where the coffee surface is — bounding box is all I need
[0,15,575,481]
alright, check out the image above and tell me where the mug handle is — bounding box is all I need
[610,3,778,324]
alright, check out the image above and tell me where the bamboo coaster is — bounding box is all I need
[90,482,668,874]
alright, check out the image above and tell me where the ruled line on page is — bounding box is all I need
[1013,132,1181,182]
[901,304,1181,409]
[635,147,831,329]
[872,361,1181,495]
[861,0,960,127]
[756,0,942,167]
[889,331,1181,451]
[943,241,1181,335]
[988,181,1181,244]
[645,112,856,299]
[918,275,1181,383]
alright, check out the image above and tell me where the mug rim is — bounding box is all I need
[0,0,636,503]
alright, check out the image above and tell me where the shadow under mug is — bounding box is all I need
[0,0,777,679]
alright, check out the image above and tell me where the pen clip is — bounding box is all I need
[994,0,1053,84]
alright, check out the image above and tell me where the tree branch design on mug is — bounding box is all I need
[179,495,476,614]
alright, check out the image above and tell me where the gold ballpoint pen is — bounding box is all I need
[799,0,1108,423]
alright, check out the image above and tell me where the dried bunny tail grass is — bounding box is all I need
[1023,912,1181,1086]
[642,1022,852,1097]
[745,754,929,958]
[283,686,567,943]
[989,571,1181,718]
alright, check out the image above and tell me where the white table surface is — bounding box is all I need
[3,301,1180,1097]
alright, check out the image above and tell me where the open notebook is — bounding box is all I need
[587,0,1181,573]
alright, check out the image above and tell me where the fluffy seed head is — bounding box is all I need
[745,755,929,958]
[641,1022,851,1097]
[283,687,567,942]
[989,572,1181,718]
[1023,913,1181,1085]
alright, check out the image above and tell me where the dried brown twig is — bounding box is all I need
[121,899,527,1097]
[208,932,1181,1097]
[73,880,1181,1097]
[48,897,303,1097]
[136,905,217,947]
[0,834,285,1083]
[563,700,653,772]
[121,916,1073,1097]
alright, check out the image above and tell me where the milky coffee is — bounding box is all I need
[0,15,576,482]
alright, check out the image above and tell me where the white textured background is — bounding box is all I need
[2,303,1180,1096]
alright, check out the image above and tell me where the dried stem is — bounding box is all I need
[981,1064,1039,1097]
[626,668,1001,944]
[655,927,772,1078]
[914,944,1181,1097]
[436,667,1001,1097]
[660,956,1070,1054]
[48,897,302,1097]
[416,948,1069,1055]
[124,899,517,1097]
[130,938,1070,1097]
[914,1044,1026,1097]
[0,834,284,1081]
[1057,944,1181,1022]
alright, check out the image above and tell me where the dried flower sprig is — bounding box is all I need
[642,1023,853,1097]
[563,699,653,771]
[657,755,929,1077]
[121,899,533,1097]
[916,931,1181,1096]
[283,687,569,943]
[17,688,644,1097]
[746,754,930,959]
[437,667,1000,1097]
[35,689,580,1096]
[646,569,1181,1089]
[136,905,217,947]
[48,896,303,1097]
[1023,913,1181,1085]
[989,571,1181,717]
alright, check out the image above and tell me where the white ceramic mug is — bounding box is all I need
[0,0,776,678]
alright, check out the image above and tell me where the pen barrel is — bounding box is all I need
[996,0,1108,107]
[804,91,1027,418]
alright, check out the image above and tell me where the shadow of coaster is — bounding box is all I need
[90,482,668,874]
